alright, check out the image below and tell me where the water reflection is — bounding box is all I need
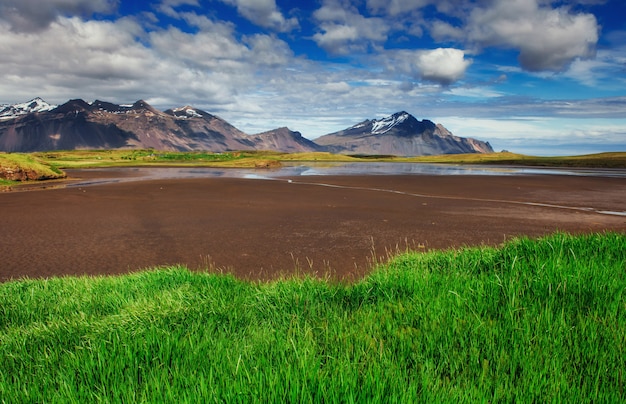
[66,162,626,186]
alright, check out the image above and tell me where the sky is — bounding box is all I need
[0,0,625,155]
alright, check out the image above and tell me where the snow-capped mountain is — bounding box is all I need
[167,106,206,119]
[0,99,494,155]
[370,111,411,135]
[0,98,317,153]
[0,98,57,121]
[314,111,493,156]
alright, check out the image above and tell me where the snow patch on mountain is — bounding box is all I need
[0,98,57,121]
[371,112,410,135]
[175,107,203,118]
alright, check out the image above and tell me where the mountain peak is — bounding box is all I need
[131,100,154,110]
[91,100,130,113]
[173,106,204,118]
[166,106,214,119]
[314,111,493,156]
[251,127,324,152]
[0,97,57,121]
[371,111,414,135]
[51,99,92,114]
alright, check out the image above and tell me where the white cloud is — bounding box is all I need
[414,48,472,84]
[464,0,599,71]
[446,87,504,98]
[563,43,626,88]
[366,0,431,16]
[384,48,472,85]
[430,20,465,41]
[219,0,298,32]
[0,0,117,32]
[0,16,250,107]
[244,34,294,67]
[313,1,390,54]
[157,0,200,18]
[149,26,248,70]
[438,116,626,155]
[323,81,352,93]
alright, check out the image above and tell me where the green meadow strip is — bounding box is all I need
[0,232,624,402]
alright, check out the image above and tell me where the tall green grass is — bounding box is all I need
[1,232,624,402]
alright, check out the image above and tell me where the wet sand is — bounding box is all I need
[1,172,624,282]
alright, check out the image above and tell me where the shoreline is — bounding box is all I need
[4,161,626,193]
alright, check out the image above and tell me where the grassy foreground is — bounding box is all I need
[1,232,625,402]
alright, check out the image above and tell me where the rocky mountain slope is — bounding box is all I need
[314,111,493,156]
[0,99,261,152]
[248,127,325,153]
[0,99,492,155]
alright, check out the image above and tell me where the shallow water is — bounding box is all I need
[56,163,626,218]
[65,162,626,187]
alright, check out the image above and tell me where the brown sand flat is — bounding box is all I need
[1,173,624,282]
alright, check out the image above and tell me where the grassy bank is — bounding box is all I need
[1,232,624,402]
[0,153,66,186]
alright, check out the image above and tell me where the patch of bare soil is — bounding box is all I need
[1,174,624,282]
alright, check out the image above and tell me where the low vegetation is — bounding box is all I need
[0,149,614,181]
[1,149,623,189]
[1,232,624,402]
[0,152,65,186]
[34,149,626,169]
[404,151,626,168]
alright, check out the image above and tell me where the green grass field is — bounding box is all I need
[1,232,624,402]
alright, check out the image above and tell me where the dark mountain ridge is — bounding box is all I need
[0,98,493,155]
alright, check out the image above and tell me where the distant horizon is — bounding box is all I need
[2,95,625,157]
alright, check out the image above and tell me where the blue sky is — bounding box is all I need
[0,0,624,155]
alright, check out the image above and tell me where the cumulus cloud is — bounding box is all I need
[0,6,299,113]
[0,17,229,106]
[434,0,599,72]
[219,0,298,32]
[0,0,117,32]
[385,48,472,85]
[313,1,390,54]
[416,48,472,84]
[149,26,248,70]
[0,17,146,79]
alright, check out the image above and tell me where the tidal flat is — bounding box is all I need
[1,168,624,281]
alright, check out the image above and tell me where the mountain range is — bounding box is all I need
[0,98,492,155]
